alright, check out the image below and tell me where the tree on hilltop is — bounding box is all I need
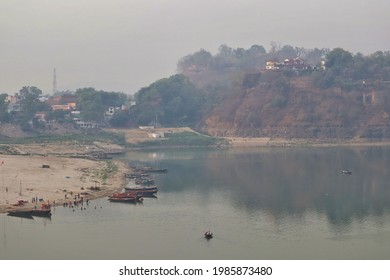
[75,88,128,122]
[131,74,202,126]
[0,94,10,122]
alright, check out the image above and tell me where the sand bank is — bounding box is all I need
[0,154,128,213]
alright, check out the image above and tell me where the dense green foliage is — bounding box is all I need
[131,75,202,126]
[0,94,10,123]
[109,109,131,127]
[12,86,49,131]
[129,131,226,148]
[127,45,390,130]
[313,49,390,89]
[45,110,69,123]
[178,44,328,73]
[2,44,390,139]
[75,88,128,122]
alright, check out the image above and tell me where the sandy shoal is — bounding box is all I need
[0,155,128,213]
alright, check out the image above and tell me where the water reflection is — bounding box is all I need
[127,147,390,231]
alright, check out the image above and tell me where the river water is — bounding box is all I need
[1,146,390,259]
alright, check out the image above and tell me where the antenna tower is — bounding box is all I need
[53,68,57,95]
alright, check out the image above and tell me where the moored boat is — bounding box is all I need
[124,185,159,192]
[8,203,52,218]
[7,209,34,219]
[131,166,168,173]
[126,173,142,179]
[135,177,155,185]
[31,208,52,217]
[125,189,158,197]
[144,168,167,173]
[108,192,144,203]
[108,196,142,203]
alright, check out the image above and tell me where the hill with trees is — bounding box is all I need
[2,44,390,142]
[126,44,390,140]
[173,45,390,140]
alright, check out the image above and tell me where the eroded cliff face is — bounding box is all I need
[197,76,390,139]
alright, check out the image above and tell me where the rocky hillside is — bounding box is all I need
[195,73,390,139]
[177,46,390,140]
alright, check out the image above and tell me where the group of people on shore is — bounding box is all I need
[29,191,91,210]
[62,196,90,209]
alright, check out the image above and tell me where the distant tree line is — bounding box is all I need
[2,44,390,132]
[312,48,390,89]
[0,86,129,131]
[75,88,128,123]
[130,75,202,127]
[177,43,329,73]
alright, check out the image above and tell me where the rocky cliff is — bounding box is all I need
[195,74,390,139]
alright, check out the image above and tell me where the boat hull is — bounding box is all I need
[31,209,52,217]
[124,186,158,192]
[108,193,143,203]
[7,210,34,219]
[108,197,143,203]
[125,189,158,197]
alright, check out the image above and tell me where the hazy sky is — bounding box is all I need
[1,0,389,95]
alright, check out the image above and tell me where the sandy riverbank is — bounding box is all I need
[0,154,129,214]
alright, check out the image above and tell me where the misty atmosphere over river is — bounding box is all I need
[1,146,390,259]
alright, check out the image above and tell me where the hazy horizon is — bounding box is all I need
[1,0,389,95]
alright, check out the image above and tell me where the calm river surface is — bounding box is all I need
[1,146,390,259]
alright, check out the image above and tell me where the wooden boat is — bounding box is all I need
[108,192,144,203]
[31,208,52,217]
[126,173,141,179]
[204,231,213,239]
[125,189,158,197]
[135,177,155,185]
[132,166,168,173]
[144,168,167,173]
[108,196,141,203]
[124,185,159,192]
[7,209,34,219]
[8,203,52,218]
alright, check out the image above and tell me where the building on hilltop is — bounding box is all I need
[266,57,311,71]
[47,94,77,111]
[266,60,279,70]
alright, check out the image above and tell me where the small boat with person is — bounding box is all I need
[341,169,352,175]
[204,230,213,239]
